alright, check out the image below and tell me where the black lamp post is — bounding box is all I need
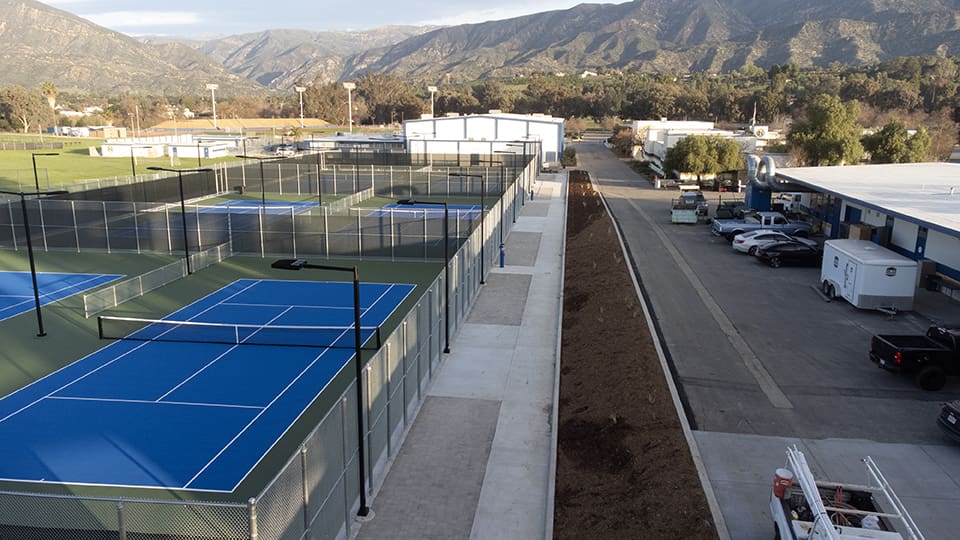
[397,199,450,353]
[196,140,203,169]
[495,150,518,224]
[313,150,326,206]
[269,258,370,517]
[31,152,59,191]
[235,155,280,207]
[448,172,486,284]
[147,167,213,274]
[0,189,69,336]
[506,142,527,206]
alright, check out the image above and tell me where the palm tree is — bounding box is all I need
[40,81,58,110]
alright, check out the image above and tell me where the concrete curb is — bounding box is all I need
[544,170,569,540]
[590,173,732,540]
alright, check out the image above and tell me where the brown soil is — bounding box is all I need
[554,170,719,539]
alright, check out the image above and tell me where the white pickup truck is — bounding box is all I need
[711,211,813,241]
[770,445,923,540]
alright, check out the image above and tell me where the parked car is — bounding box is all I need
[677,189,709,217]
[711,211,813,241]
[755,241,822,268]
[870,325,960,390]
[731,230,817,255]
[274,144,297,157]
[939,400,960,442]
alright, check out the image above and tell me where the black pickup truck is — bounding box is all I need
[870,325,960,390]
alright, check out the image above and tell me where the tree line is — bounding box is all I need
[2,55,958,160]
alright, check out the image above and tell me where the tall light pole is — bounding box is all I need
[427,85,438,117]
[343,82,356,134]
[0,189,69,337]
[397,199,450,353]
[31,152,58,191]
[206,83,219,130]
[147,167,212,274]
[269,258,371,517]
[295,86,306,129]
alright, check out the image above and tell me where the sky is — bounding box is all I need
[40,0,600,37]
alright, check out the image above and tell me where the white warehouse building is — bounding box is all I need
[771,162,960,297]
[403,112,565,167]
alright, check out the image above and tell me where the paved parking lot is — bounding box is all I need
[574,143,960,539]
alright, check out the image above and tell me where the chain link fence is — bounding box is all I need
[0,157,531,540]
[82,242,233,317]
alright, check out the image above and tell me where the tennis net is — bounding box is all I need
[97,316,381,350]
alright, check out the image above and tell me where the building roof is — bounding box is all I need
[775,163,960,236]
[405,112,564,126]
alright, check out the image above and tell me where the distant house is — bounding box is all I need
[580,71,598,78]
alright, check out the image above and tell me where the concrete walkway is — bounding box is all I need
[355,172,567,540]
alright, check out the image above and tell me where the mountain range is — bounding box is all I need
[1,0,959,95]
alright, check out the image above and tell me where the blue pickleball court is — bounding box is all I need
[0,278,414,492]
[198,200,319,215]
[0,271,122,321]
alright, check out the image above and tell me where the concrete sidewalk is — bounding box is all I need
[355,172,568,540]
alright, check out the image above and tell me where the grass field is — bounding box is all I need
[0,137,241,189]
[0,250,440,501]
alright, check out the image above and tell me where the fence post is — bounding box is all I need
[300,446,310,534]
[248,498,258,540]
[117,501,126,540]
[102,202,111,254]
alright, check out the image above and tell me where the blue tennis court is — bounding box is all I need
[0,271,122,321]
[0,278,414,492]
[198,200,319,215]
[370,203,482,220]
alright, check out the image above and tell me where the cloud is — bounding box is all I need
[416,2,582,27]
[79,11,201,28]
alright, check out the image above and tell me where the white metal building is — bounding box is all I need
[774,162,960,291]
[633,119,773,177]
[403,113,564,166]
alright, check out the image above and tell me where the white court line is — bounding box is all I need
[155,306,295,402]
[222,302,353,311]
[47,395,263,410]
[0,280,263,425]
[183,282,391,489]
[184,344,341,488]
[0,274,118,319]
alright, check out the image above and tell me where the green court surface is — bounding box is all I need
[0,251,440,501]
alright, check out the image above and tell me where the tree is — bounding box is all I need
[40,81,58,110]
[0,85,50,133]
[473,80,513,112]
[862,120,930,163]
[788,94,863,166]
[609,126,635,157]
[664,135,743,180]
[565,117,586,138]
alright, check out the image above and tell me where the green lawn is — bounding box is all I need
[0,135,242,190]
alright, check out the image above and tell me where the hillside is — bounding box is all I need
[343,0,960,79]
[2,0,959,94]
[0,0,263,95]
[194,26,435,89]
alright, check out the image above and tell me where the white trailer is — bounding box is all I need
[819,240,918,312]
